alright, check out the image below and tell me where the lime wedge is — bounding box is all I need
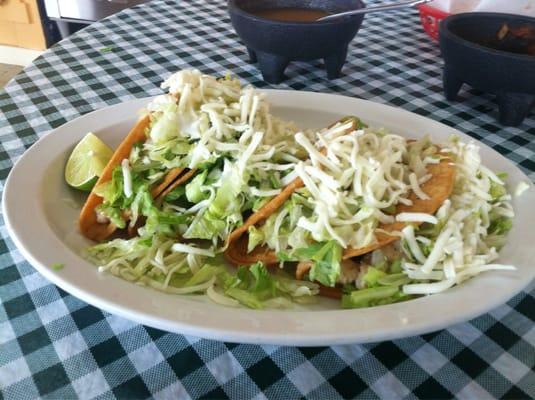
[65,132,113,191]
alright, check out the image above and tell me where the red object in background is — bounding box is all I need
[418,4,451,41]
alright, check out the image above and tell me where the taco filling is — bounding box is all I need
[79,69,515,310]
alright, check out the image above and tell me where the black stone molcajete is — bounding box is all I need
[228,0,365,83]
[439,13,535,127]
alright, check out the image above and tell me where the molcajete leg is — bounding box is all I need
[443,66,464,101]
[325,46,348,79]
[496,92,535,127]
[246,47,257,63]
[256,51,289,84]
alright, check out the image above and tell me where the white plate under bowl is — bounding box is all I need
[3,90,534,346]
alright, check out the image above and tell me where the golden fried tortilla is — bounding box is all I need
[156,168,197,201]
[151,167,185,199]
[79,115,150,241]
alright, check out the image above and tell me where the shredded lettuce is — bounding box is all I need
[342,286,409,309]
[143,208,189,236]
[488,217,512,235]
[82,255,317,310]
[268,171,281,189]
[216,262,318,309]
[339,265,412,309]
[150,103,180,144]
[94,167,125,205]
[247,226,264,253]
[293,241,342,287]
[185,264,223,286]
[390,259,402,273]
[164,185,186,202]
[184,212,227,240]
[362,267,386,288]
[185,170,209,203]
[377,273,411,287]
[252,191,314,253]
[184,161,244,240]
[489,180,507,201]
[208,161,244,219]
[95,205,126,228]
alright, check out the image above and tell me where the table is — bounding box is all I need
[1,1,534,398]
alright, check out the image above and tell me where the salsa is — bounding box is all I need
[248,7,330,22]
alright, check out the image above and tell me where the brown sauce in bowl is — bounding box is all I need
[479,23,535,55]
[248,7,330,22]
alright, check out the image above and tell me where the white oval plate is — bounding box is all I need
[3,90,534,346]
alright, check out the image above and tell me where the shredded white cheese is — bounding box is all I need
[409,172,430,200]
[147,69,309,196]
[402,225,426,264]
[396,213,438,224]
[286,125,427,249]
[121,159,133,198]
[250,187,282,197]
[171,243,215,257]
[515,181,530,197]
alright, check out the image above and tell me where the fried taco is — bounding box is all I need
[224,121,456,303]
[79,114,197,241]
[79,69,310,248]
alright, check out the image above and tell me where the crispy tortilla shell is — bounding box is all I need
[156,168,197,201]
[79,115,150,241]
[150,167,185,199]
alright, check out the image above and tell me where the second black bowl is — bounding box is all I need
[228,0,365,83]
[440,12,535,126]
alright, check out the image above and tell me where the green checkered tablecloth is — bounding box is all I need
[1,1,534,398]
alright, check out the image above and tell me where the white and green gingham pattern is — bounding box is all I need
[0,1,534,398]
